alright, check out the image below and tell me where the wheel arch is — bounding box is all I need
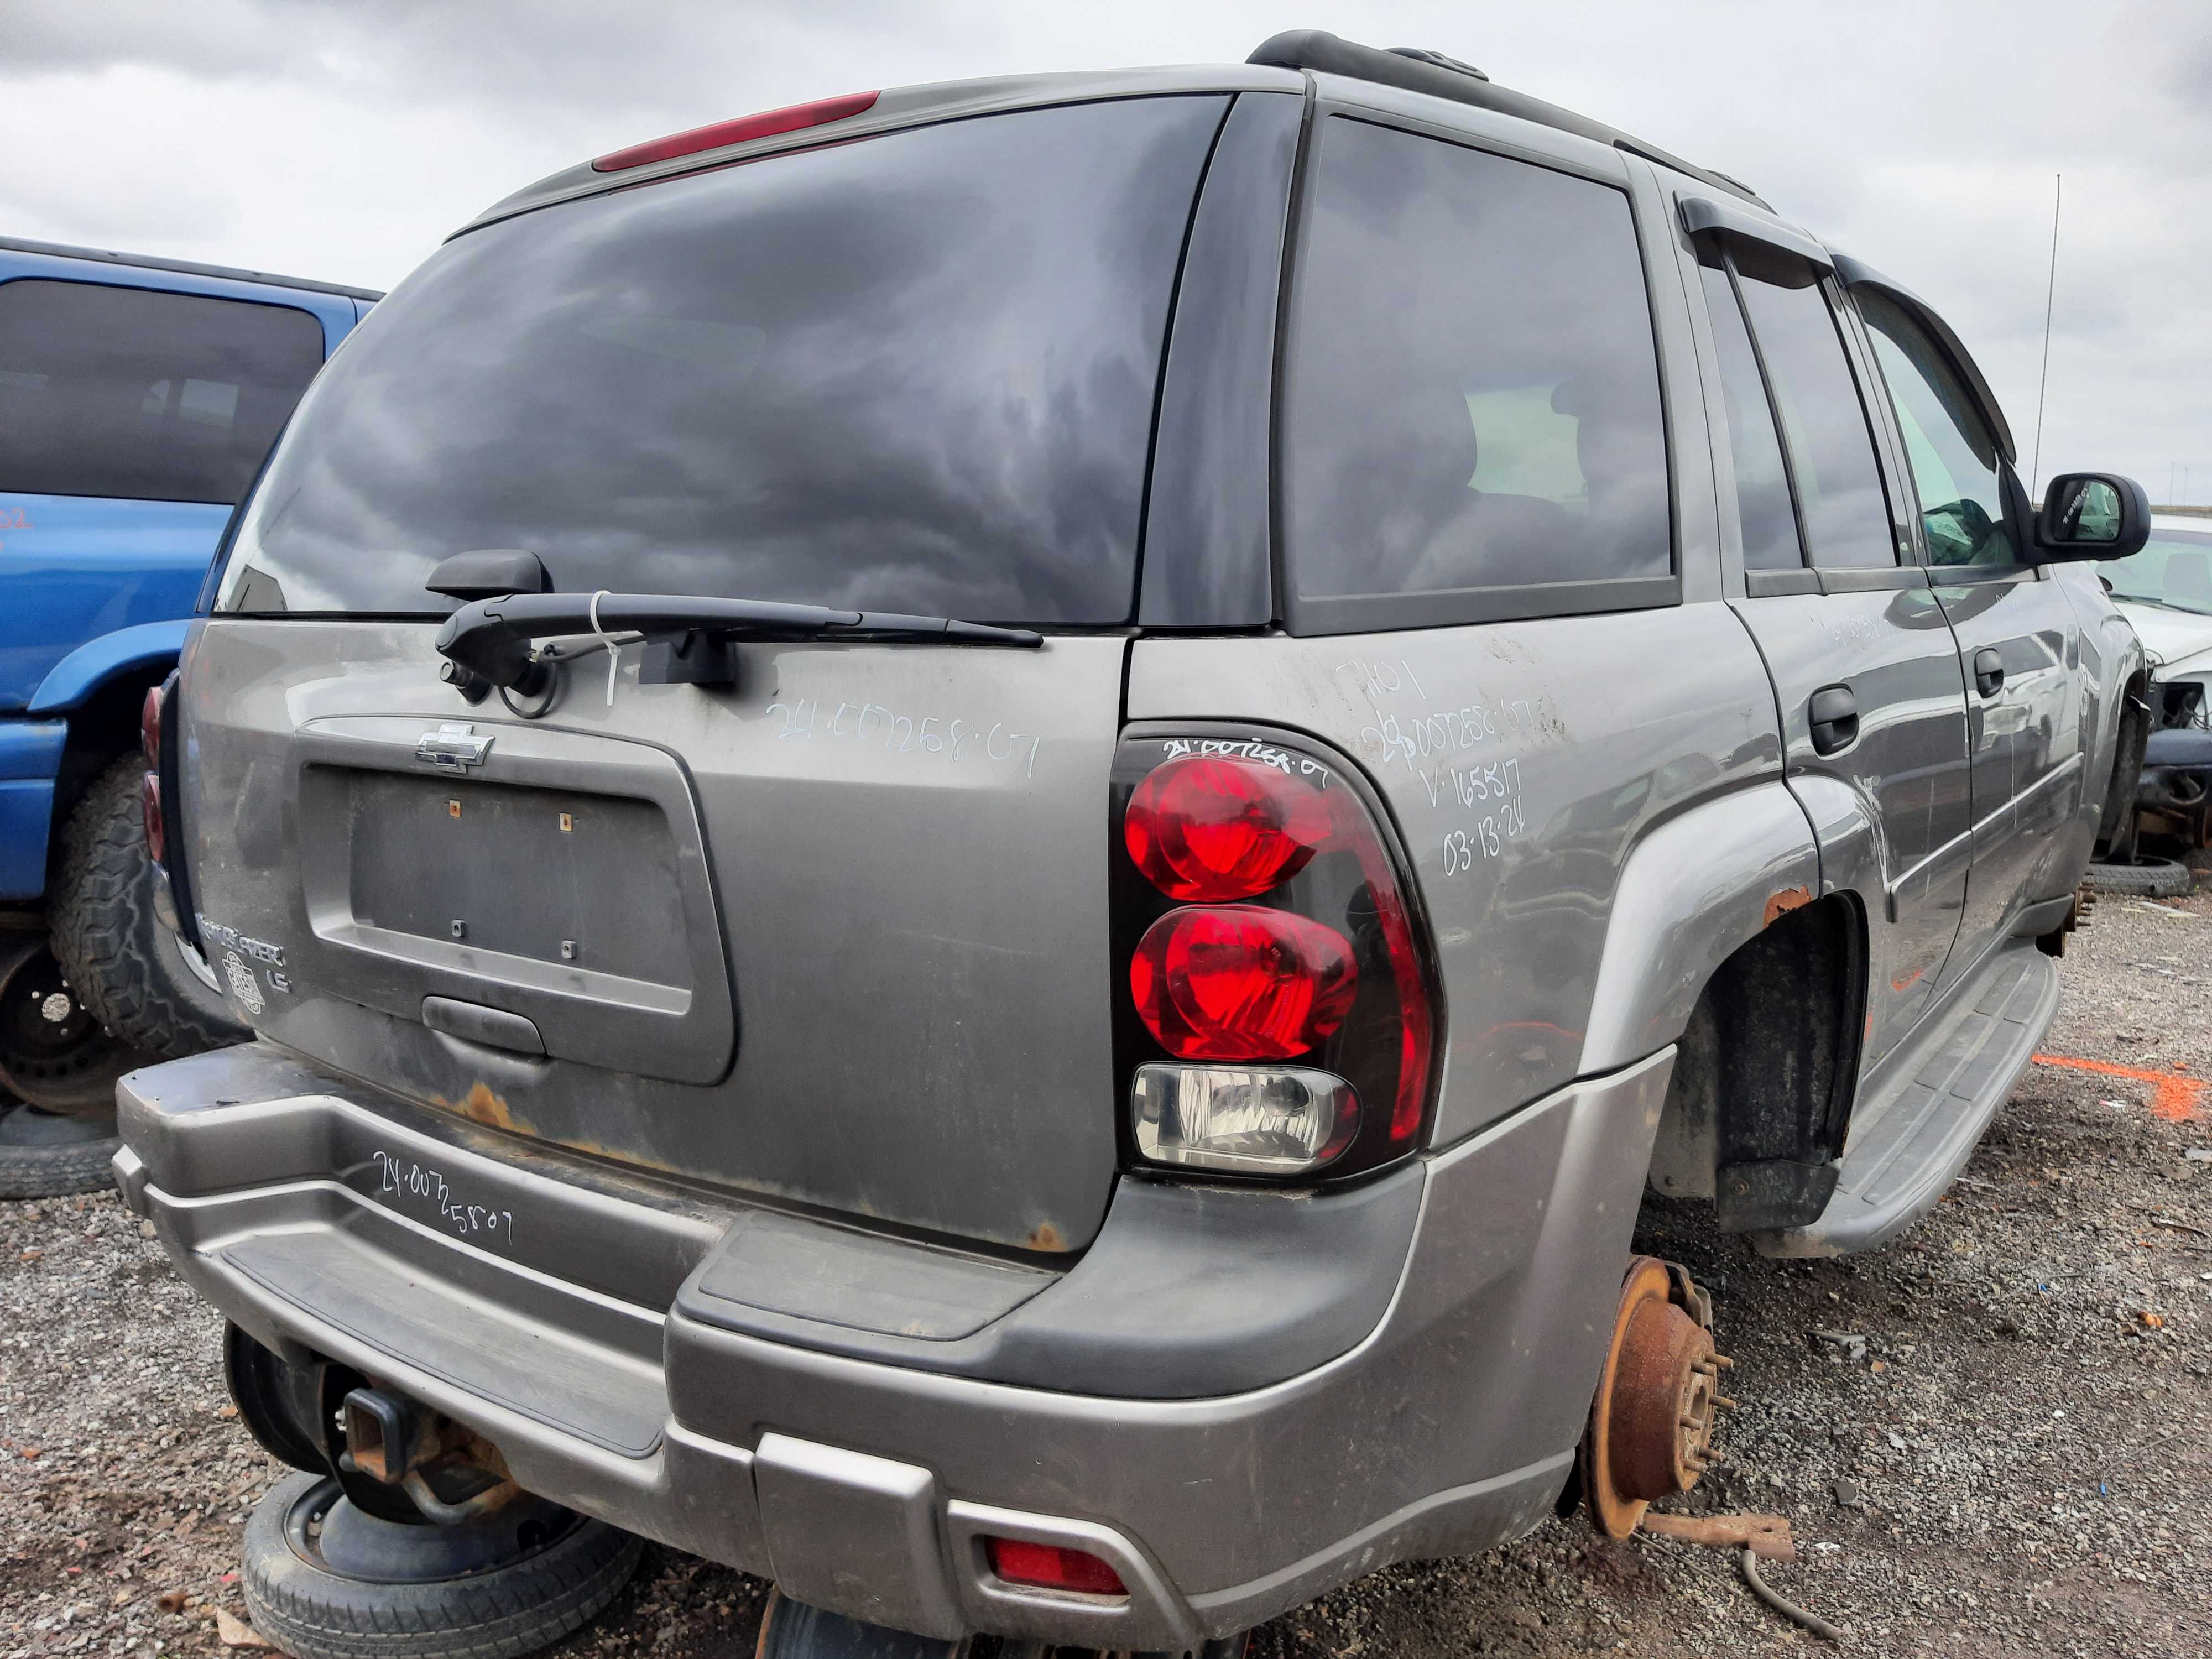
[1579,781,1869,1233]
[28,621,186,875]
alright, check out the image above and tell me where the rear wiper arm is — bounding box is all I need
[435,591,1042,693]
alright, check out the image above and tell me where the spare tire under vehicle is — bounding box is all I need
[51,753,247,1058]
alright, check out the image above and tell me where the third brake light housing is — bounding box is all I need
[1111,727,1440,1183]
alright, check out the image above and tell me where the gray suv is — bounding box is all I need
[115,30,2150,1659]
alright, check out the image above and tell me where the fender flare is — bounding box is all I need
[1579,782,1823,1076]
[25,619,190,717]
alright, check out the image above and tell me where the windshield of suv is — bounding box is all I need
[215,95,1228,623]
[2102,530,2212,615]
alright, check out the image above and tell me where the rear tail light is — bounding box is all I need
[591,91,881,173]
[984,1537,1127,1597]
[1129,905,1355,1059]
[1132,1063,1358,1175]
[140,684,166,865]
[1113,734,1437,1181]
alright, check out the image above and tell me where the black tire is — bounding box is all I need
[242,1473,643,1659]
[51,754,247,1058]
[0,1100,119,1197]
[2084,857,2193,899]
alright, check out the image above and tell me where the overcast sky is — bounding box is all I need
[5,0,2207,500]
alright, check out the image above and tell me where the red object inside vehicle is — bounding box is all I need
[1124,754,1331,901]
[591,91,882,173]
[1130,905,1357,1061]
[984,1536,1128,1596]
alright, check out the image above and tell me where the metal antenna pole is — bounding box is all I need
[2030,173,2062,500]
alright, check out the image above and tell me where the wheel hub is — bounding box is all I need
[1582,1256,1734,1537]
[0,941,136,1114]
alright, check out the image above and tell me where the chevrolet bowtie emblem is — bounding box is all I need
[415,722,493,772]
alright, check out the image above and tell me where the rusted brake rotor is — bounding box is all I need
[1581,1255,1735,1539]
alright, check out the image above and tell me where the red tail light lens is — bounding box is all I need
[984,1537,1127,1597]
[1125,754,1331,901]
[1115,733,1437,1179]
[140,770,164,865]
[1130,906,1356,1061]
[591,91,881,173]
[140,683,164,767]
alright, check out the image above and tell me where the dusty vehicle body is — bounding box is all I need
[116,32,2148,1652]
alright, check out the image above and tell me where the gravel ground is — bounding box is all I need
[4,891,2207,1658]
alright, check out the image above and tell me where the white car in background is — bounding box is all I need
[2098,514,2212,882]
[2104,514,2212,727]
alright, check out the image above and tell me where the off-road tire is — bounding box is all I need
[242,1472,644,1659]
[2084,857,2193,899]
[0,1102,120,1197]
[51,754,247,1058]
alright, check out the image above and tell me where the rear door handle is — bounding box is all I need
[1808,685,1859,755]
[1973,647,2004,698]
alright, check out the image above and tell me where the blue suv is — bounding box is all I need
[0,236,375,1192]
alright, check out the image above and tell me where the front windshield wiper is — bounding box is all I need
[435,591,1042,695]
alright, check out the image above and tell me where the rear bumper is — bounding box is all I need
[117,1041,1673,1645]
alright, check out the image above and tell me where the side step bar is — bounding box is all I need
[1752,941,2059,1258]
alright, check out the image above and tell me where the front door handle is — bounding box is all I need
[1809,685,1859,755]
[1973,647,2004,698]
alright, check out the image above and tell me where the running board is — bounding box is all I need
[1751,941,2059,1258]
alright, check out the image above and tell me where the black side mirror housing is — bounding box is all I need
[2034,473,2151,561]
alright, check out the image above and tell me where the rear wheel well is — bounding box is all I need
[1646,893,1866,1232]
[2094,667,2153,857]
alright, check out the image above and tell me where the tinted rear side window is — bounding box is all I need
[1698,262,1804,571]
[1731,269,1895,568]
[0,280,324,504]
[1281,118,1671,625]
[218,96,1230,622]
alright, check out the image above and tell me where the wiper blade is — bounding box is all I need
[436,591,1042,692]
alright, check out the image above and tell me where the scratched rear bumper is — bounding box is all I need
[116,1039,1674,1643]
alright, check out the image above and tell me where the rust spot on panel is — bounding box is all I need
[1027,1222,1067,1253]
[1890,966,1925,994]
[1762,886,1812,926]
[430,1082,524,1133]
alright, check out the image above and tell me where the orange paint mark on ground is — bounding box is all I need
[2032,1053,2208,1121]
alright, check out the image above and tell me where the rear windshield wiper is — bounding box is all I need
[435,591,1042,695]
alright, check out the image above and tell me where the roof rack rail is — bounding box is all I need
[0,235,383,302]
[1248,30,1768,210]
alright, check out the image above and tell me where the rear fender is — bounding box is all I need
[1578,782,1822,1075]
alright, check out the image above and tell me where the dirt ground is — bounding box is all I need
[4,891,2208,1659]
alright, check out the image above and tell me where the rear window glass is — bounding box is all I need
[1280,117,1671,616]
[217,96,1229,622]
[0,280,324,504]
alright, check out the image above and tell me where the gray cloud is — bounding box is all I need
[2,0,2206,495]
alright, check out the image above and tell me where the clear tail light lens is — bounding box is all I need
[1113,734,1438,1182]
[1129,905,1355,1060]
[1132,1063,1358,1175]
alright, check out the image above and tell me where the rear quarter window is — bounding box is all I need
[1280,117,1673,633]
[0,279,325,504]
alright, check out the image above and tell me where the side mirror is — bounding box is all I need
[2035,472,2151,561]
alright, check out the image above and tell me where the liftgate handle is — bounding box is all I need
[1973,648,2005,698]
[1808,685,1859,756]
